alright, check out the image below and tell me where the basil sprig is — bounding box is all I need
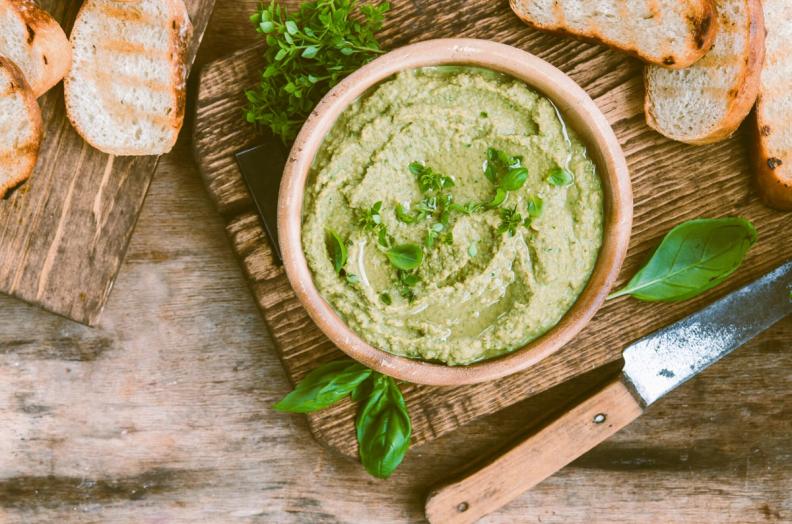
[497,206,523,236]
[609,217,758,302]
[275,359,412,479]
[483,147,530,208]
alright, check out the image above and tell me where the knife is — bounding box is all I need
[425,260,792,524]
[234,135,288,263]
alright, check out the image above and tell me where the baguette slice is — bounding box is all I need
[64,0,193,156]
[0,55,42,198]
[644,0,765,145]
[509,0,718,68]
[0,0,71,97]
[754,0,792,210]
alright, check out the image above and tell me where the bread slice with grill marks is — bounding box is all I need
[64,0,193,156]
[754,0,792,210]
[0,0,71,97]
[509,0,718,68]
[644,0,764,145]
[0,55,42,198]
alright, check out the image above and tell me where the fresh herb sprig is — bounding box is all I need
[609,217,757,301]
[497,206,523,236]
[246,0,391,143]
[275,358,412,479]
[483,147,530,208]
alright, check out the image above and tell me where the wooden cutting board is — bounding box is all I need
[192,0,792,458]
[0,0,215,326]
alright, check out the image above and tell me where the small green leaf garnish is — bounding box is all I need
[526,195,544,218]
[497,206,523,236]
[500,167,529,192]
[358,201,384,231]
[547,166,574,187]
[410,162,455,193]
[487,188,507,209]
[377,227,392,248]
[396,270,419,301]
[395,203,415,224]
[608,217,758,302]
[346,273,360,285]
[379,292,392,305]
[326,229,348,274]
[449,202,484,214]
[480,111,488,118]
[386,243,423,270]
[482,147,530,208]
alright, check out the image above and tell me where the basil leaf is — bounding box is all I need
[395,203,415,224]
[274,359,372,413]
[526,195,543,218]
[386,243,423,270]
[487,188,507,208]
[500,167,529,191]
[326,229,348,274]
[547,167,574,187]
[608,217,758,302]
[356,374,412,479]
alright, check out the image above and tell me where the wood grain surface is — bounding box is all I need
[192,0,792,459]
[0,1,790,523]
[0,0,215,326]
[425,378,645,524]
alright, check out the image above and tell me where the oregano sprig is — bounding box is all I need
[246,0,391,143]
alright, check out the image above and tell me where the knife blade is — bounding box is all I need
[234,135,288,263]
[426,260,792,524]
[623,259,792,406]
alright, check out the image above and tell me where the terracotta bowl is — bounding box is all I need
[278,39,632,386]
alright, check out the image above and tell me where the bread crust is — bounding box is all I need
[63,0,193,156]
[4,0,71,97]
[509,0,718,69]
[644,0,765,145]
[0,55,42,198]
[754,109,792,210]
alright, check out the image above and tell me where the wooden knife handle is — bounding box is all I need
[425,378,644,524]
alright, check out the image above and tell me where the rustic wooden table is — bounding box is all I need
[0,2,789,523]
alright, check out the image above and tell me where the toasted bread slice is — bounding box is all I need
[64,0,193,156]
[644,0,764,145]
[509,0,718,68]
[0,0,70,97]
[0,55,42,198]
[754,0,792,210]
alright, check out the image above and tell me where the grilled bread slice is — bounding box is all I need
[0,0,70,97]
[0,55,42,198]
[509,0,718,68]
[64,0,193,156]
[754,0,792,210]
[644,0,764,145]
